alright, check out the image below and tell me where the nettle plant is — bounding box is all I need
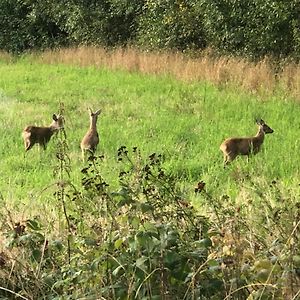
[71,146,218,299]
[0,142,222,299]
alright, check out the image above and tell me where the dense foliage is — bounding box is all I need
[1,0,300,59]
[1,141,299,299]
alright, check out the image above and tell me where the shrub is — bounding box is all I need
[137,0,206,51]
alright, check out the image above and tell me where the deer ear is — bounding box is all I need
[87,107,91,113]
[255,118,263,125]
[95,109,101,115]
[53,114,58,121]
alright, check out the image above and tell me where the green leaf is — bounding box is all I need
[31,249,42,262]
[83,237,98,246]
[135,256,148,272]
[26,219,41,231]
[293,255,300,267]
[164,250,181,267]
[142,222,157,233]
[131,216,140,229]
[114,238,123,249]
[112,265,124,276]
[207,259,219,267]
[196,238,212,248]
[140,202,154,213]
[90,257,102,271]
[50,240,63,251]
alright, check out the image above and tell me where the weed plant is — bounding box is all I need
[0,141,299,299]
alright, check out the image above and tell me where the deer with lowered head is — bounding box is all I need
[22,113,64,152]
[220,118,274,166]
[80,108,101,161]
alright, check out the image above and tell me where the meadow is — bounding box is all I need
[0,49,299,299]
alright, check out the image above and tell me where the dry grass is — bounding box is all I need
[0,51,14,63]
[21,47,300,101]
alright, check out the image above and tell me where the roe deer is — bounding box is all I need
[80,108,101,161]
[22,114,64,152]
[220,119,274,166]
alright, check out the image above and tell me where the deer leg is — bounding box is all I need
[24,141,31,158]
[25,141,34,152]
[82,149,86,162]
[225,153,238,166]
[87,149,95,161]
[223,155,228,167]
[223,154,231,167]
[39,141,47,150]
[82,148,94,162]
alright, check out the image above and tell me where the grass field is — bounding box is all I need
[0,51,299,299]
[0,56,299,204]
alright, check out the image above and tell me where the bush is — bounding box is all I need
[0,0,68,53]
[200,0,299,59]
[0,145,220,299]
[1,0,300,60]
[137,0,206,51]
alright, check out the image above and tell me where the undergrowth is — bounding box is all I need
[0,120,299,300]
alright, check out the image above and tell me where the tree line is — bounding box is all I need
[1,0,300,60]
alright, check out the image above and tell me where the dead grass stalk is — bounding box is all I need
[30,47,300,101]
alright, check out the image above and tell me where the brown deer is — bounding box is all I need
[80,108,101,161]
[22,114,64,152]
[220,119,274,166]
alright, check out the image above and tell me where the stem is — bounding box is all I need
[54,114,72,264]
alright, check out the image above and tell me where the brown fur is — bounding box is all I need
[22,114,64,151]
[80,108,101,161]
[220,119,274,166]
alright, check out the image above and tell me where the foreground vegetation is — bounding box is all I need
[0,50,299,299]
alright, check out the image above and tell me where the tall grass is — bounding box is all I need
[36,47,300,100]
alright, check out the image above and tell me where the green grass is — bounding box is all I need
[1,55,300,299]
[0,57,299,207]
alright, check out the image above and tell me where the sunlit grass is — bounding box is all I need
[35,47,300,101]
[0,56,299,208]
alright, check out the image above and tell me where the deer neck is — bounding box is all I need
[90,118,98,131]
[254,126,265,144]
[49,122,58,133]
